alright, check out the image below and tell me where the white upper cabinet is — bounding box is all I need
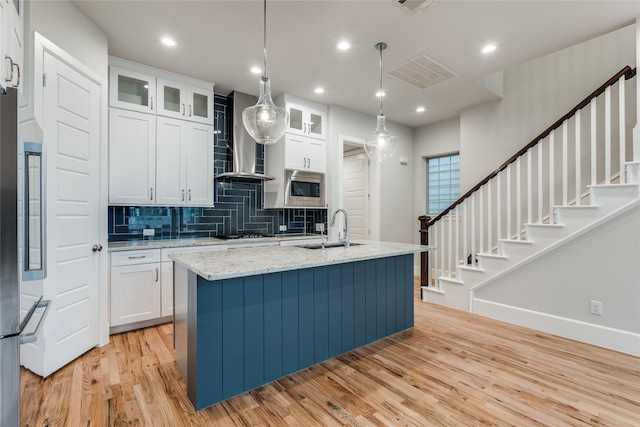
[155,116,214,206]
[108,108,156,205]
[109,66,156,113]
[1,0,24,92]
[283,134,326,173]
[278,94,327,140]
[157,78,214,125]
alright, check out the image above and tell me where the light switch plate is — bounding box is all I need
[279,225,287,232]
[143,229,155,237]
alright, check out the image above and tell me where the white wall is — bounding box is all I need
[413,116,460,243]
[327,105,415,244]
[460,24,636,193]
[474,206,640,355]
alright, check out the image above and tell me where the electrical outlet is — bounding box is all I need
[315,223,325,232]
[590,300,603,316]
[143,229,155,237]
[279,225,287,232]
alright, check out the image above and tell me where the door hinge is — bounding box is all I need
[42,73,46,87]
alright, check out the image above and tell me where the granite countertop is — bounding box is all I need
[108,234,321,252]
[169,241,433,281]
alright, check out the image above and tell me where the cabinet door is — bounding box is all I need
[161,262,173,317]
[286,102,306,137]
[157,78,187,119]
[110,263,161,327]
[156,116,187,205]
[109,108,156,205]
[3,0,22,90]
[284,134,307,171]
[306,138,326,173]
[186,87,214,125]
[306,106,326,140]
[109,66,156,113]
[186,123,214,205]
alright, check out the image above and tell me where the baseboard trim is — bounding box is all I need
[473,298,640,356]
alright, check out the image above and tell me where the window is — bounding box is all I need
[427,154,460,214]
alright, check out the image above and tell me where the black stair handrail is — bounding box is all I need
[428,65,636,228]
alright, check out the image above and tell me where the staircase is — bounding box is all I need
[425,161,640,311]
[420,66,640,355]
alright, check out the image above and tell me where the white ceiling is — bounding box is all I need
[70,0,638,129]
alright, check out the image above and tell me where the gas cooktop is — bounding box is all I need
[216,233,275,240]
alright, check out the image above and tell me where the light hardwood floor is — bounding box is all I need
[21,281,640,426]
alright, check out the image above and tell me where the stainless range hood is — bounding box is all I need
[215,91,275,181]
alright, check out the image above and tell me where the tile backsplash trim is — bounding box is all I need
[108,94,326,242]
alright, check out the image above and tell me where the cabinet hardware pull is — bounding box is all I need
[182,103,185,115]
[155,268,159,282]
[181,189,185,201]
[128,255,146,259]
[188,189,192,201]
[150,97,154,110]
[150,187,154,200]
[189,105,192,117]
[308,158,311,169]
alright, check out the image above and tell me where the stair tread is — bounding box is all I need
[499,239,534,245]
[437,276,464,285]
[477,253,508,260]
[588,183,638,189]
[457,265,485,272]
[525,223,564,228]
[554,205,599,210]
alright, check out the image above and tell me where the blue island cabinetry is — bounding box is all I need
[175,254,414,411]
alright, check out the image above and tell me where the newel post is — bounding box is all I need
[418,215,431,287]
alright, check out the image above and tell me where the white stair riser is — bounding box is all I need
[590,186,638,210]
[424,282,469,311]
[499,241,535,262]
[477,255,511,273]
[456,267,488,286]
[555,207,602,233]
[525,225,568,250]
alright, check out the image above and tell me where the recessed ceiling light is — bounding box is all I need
[314,87,325,94]
[416,106,426,113]
[161,37,176,47]
[482,44,497,54]
[376,91,385,98]
[337,41,351,50]
[250,66,262,74]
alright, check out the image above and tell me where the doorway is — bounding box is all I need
[343,146,370,240]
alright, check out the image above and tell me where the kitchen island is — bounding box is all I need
[170,241,432,411]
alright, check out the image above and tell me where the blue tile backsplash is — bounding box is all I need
[108,94,327,242]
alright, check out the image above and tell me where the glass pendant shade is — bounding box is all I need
[365,42,397,162]
[242,76,289,144]
[242,0,289,145]
[365,113,398,162]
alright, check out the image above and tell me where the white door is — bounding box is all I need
[343,152,370,240]
[41,51,101,375]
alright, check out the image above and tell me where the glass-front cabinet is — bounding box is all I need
[109,66,156,114]
[277,95,327,140]
[157,78,213,125]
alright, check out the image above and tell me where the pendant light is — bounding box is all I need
[364,42,398,162]
[242,0,289,145]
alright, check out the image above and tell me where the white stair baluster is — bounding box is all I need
[575,110,581,205]
[471,193,476,267]
[488,180,493,254]
[497,172,502,241]
[463,200,468,272]
[527,148,532,224]
[605,85,611,184]
[538,142,543,223]
[447,210,453,278]
[562,120,568,206]
[549,132,555,223]
[506,164,512,238]
[591,98,597,186]
[479,186,484,254]
[455,206,460,270]
[619,76,626,183]
[516,157,522,239]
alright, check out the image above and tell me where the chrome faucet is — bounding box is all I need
[330,208,350,248]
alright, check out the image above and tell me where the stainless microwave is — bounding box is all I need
[285,170,325,208]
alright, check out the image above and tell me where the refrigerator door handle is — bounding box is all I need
[22,142,46,281]
[18,298,51,345]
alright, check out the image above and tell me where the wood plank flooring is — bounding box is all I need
[21,280,640,426]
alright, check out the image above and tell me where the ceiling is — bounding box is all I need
[70,0,638,129]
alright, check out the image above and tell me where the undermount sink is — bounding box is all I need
[298,242,363,250]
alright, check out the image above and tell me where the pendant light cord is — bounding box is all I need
[376,43,386,116]
[263,0,268,79]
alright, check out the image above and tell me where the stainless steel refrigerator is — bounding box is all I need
[0,87,49,426]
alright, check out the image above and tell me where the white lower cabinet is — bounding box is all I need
[110,245,227,333]
[110,249,162,327]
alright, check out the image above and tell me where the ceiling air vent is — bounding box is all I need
[393,0,436,15]
[387,54,457,90]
